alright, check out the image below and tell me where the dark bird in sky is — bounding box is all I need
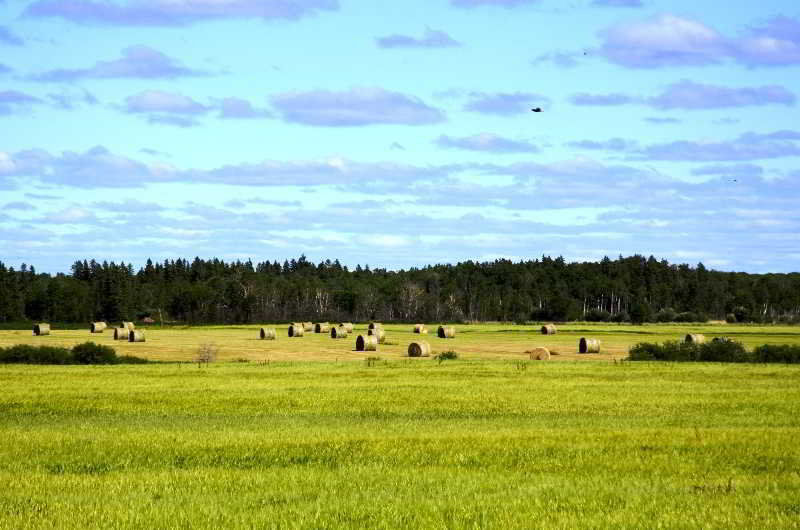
[531,107,542,112]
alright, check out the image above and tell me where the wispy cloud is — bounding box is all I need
[31,45,208,81]
[25,0,339,26]
[464,92,548,115]
[450,0,539,8]
[270,87,445,126]
[436,133,538,153]
[648,80,795,109]
[570,81,795,110]
[591,0,642,7]
[0,26,24,46]
[376,28,460,48]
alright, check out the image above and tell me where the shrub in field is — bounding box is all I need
[72,342,119,364]
[726,313,737,323]
[752,344,800,364]
[695,340,750,363]
[629,341,698,362]
[434,350,459,363]
[0,343,148,364]
[0,344,73,364]
[117,355,149,364]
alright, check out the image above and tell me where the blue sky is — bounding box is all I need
[1,0,799,273]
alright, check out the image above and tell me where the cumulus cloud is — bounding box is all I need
[464,92,548,115]
[450,0,539,7]
[25,0,339,26]
[0,25,23,46]
[270,87,445,126]
[600,13,800,68]
[31,45,207,81]
[599,14,727,68]
[377,28,460,48]
[436,133,538,153]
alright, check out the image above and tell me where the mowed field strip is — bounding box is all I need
[3,323,800,362]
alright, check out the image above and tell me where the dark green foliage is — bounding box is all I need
[0,342,148,365]
[752,344,800,364]
[695,340,749,363]
[1,255,799,324]
[0,344,73,364]
[435,350,459,361]
[629,340,800,364]
[72,342,119,364]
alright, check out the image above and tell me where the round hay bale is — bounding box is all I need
[33,323,51,336]
[331,326,349,339]
[529,347,551,360]
[260,328,277,340]
[437,326,456,339]
[367,327,386,343]
[340,322,354,333]
[113,327,130,340]
[129,330,146,343]
[413,324,427,334]
[579,338,601,354]
[122,321,135,331]
[288,323,305,337]
[541,324,557,335]
[303,322,313,332]
[315,322,330,334]
[368,322,382,330]
[408,341,431,357]
[90,322,107,333]
[356,335,378,352]
[685,333,706,344]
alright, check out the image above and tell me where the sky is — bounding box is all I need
[1,0,799,274]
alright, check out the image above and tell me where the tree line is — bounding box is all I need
[0,255,798,325]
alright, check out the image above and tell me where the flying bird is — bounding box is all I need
[531,107,542,112]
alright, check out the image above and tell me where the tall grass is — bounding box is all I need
[0,361,799,528]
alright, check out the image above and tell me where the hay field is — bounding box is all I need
[2,322,799,362]
[1,361,799,528]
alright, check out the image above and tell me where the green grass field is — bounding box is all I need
[2,324,800,528]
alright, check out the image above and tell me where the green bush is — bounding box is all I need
[752,344,800,364]
[72,342,119,364]
[435,350,459,362]
[629,340,749,363]
[0,344,73,364]
[696,340,750,363]
[117,355,150,365]
[0,342,148,365]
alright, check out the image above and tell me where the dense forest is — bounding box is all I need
[0,255,799,325]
